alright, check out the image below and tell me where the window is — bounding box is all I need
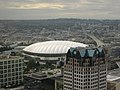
[8,65,11,68]
[8,69,11,72]
[4,61,7,64]
[4,66,7,69]
[12,60,14,63]
[12,65,14,68]
[0,66,3,69]
[4,70,7,73]
[0,70,3,74]
[12,69,14,72]
[15,60,18,63]
[8,61,11,64]
[16,72,18,75]
[0,62,3,65]
[0,75,3,78]
[8,78,11,81]
[16,68,19,71]
[4,74,7,77]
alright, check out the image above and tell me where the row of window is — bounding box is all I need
[0,59,23,64]
[0,76,23,82]
[64,85,72,90]
[0,80,23,88]
[64,71,72,76]
[0,63,24,66]
[0,72,23,78]
[0,69,23,74]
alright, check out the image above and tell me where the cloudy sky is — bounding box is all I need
[0,0,120,20]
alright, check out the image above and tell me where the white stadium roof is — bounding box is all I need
[23,41,88,54]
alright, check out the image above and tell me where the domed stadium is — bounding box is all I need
[23,41,88,61]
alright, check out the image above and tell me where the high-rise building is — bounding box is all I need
[0,56,24,88]
[64,47,107,90]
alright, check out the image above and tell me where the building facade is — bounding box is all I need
[64,47,107,90]
[0,56,24,88]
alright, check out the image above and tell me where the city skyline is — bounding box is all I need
[0,0,120,20]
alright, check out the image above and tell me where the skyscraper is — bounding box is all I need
[64,47,107,90]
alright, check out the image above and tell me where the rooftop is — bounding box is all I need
[23,41,88,55]
[67,47,105,58]
[24,69,62,80]
[107,75,120,81]
[108,68,120,76]
[107,68,120,83]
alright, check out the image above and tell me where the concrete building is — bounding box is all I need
[0,56,24,88]
[64,47,107,90]
[107,69,120,90]
[55,76,63,90]
[107,75,120,90]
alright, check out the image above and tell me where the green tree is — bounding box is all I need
[27,59,36,69]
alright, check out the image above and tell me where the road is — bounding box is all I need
[86,34,105,47]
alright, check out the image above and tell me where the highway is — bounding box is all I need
[86,33,105,47]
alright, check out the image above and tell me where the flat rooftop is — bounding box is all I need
[107,75,120,81]
[107,68,120,83]
[24,69,62,80]
[108,68,120,76]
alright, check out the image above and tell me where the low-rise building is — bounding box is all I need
[107,69,120,90]
[24,71,63,90]
[107,75,120,90]
[24,73,55,90]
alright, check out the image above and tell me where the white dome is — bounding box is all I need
[23,41,88,54]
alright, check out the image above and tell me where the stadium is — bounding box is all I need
[23,41,88,61]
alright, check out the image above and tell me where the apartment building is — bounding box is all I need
[0,56,24,88]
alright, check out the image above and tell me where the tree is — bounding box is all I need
[27,59,36,69]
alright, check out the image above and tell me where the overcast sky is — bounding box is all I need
[0,0,120,20]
